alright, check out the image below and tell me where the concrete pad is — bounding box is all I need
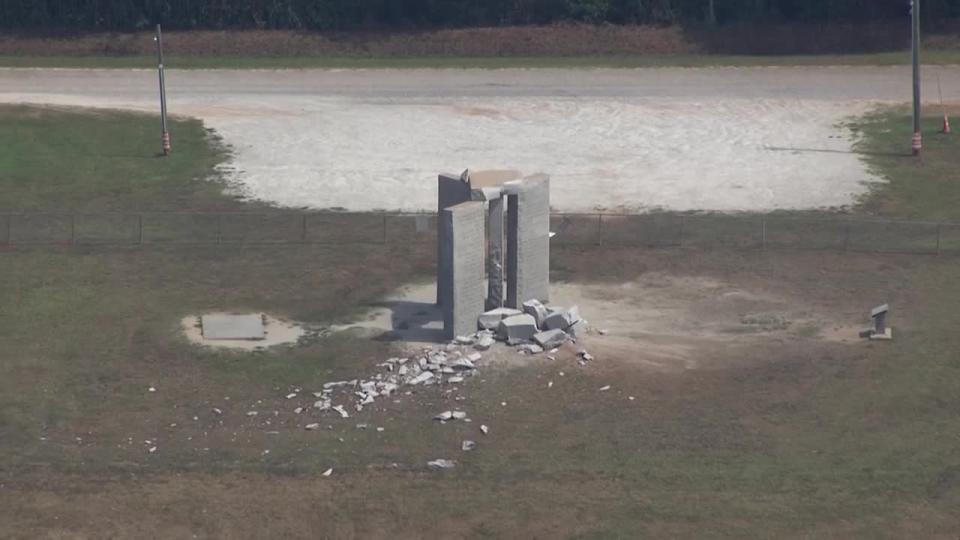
[201,314,265,340]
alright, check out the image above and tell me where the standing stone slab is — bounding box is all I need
[437,173,473,309]
[506,174,551,308]
[441,201,487,340]
[487,197,505,310]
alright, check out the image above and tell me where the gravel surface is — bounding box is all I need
[3,66,958,212]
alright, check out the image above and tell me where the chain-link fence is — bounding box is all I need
[1,212,958,255]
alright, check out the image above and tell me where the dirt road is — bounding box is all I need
[3,66,958,212]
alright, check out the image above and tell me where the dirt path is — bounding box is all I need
[3,66,959,212]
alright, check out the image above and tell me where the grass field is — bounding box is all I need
[2,50,960,69]
[1,105,960,537]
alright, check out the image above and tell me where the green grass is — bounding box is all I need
[2,104,960,537]
[0,105,233,212]
[2,50,960,69]
[852,106,960,222]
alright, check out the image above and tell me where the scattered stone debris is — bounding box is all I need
[428,459,456,470]
[599,385,611,392]
[305,423,321,430]
[148,386,156,393]
[212,408,223,415]
[322,468,333,477]
[461,440,477,452]
[517,343,544,355]
[480,425,490,435]
[332,405,350,419]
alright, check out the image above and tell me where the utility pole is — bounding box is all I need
[155,24,171,156]
[911,0,922,156]
[707,0,716,26]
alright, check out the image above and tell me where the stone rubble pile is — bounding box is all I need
[476,300,594,358]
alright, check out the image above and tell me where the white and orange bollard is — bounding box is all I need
[162,131,171,155]
[943,115,952,134]
[912,131,923,155]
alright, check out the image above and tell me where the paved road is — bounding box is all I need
[4,66,960,101]
[2,67,958,212]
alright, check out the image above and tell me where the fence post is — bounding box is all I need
[761,217,767,250]
[216,214,223,245]
[597,214,604,246]
[4,214,11,245]
[936,223,942,255]
[301,214,308,244]
[70,214,76,247]
[138,214,144,245]
[382,214,388,245]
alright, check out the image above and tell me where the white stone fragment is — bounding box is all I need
[305,423,321,430]
[332,405,350,418]
[322,468,333,477]
[408,371,435,386]
[480,425,489,435]
[285,393,298,399]
[435,411,454,421]
[452,411,467,420]
[599,385,611,391]
[462,440,477,452]
[427,459,456,470]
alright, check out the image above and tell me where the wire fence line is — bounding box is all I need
[1,211,959,256]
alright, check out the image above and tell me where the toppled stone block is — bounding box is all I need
[479,308,523,330]
[544,305,581,331]
[522,299,550,328]
[435,411,454,421]
[533,329,569,350]
[567,319,588,340]
[498,314,538,342]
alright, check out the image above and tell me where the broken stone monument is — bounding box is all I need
[437,170,551,340]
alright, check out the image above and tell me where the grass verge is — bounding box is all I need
[2,50,960,70]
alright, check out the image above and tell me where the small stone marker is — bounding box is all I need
[869,304,893,340]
